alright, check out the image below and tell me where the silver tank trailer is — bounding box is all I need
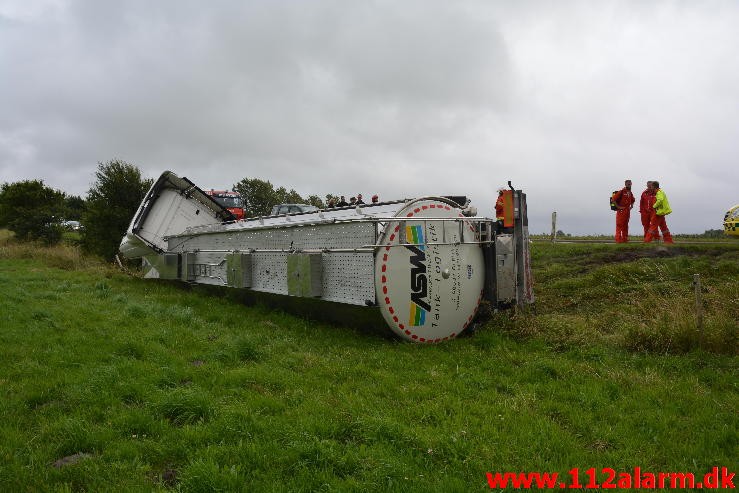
[120,171,534,342]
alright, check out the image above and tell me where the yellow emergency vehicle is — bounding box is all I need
[724,205,739,237]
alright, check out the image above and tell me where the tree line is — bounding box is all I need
[0,160,151,260]
[0,160,335,260]
[1,161,731,261]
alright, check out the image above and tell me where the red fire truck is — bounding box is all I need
[205,190,246,220]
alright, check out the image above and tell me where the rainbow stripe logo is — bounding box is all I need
[406,224,428,326]
[409,302,427,326]
[406,225,425,249]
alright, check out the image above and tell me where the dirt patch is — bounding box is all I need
[581,247,713,266]
[150,468,179,487]
[52,453,92,468]
[162,469,178,487]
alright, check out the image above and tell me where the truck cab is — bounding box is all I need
[206,190,245,220]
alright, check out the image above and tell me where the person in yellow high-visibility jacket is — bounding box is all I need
[645,180,673,243]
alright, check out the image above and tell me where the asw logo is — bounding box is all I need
[406,225,430,325]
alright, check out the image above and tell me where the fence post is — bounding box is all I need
[550,212,557,243]
[693,274,703,346]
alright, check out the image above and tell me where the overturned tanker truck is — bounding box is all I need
[120,171,534,343]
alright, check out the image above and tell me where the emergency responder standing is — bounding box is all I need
[613,179,635,243]
[495,189,505,233]
[645,180,673,243]
[639,181,659,241]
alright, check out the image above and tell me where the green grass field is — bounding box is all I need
[0,234,736,491]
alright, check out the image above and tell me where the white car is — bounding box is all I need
[61,220,82,231]
[270,204,319,216]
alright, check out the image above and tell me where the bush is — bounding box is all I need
[0,180,66,245]
[81,159,152,260]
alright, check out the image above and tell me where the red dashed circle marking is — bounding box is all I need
[380,199,481,344]
[382,286,388,294]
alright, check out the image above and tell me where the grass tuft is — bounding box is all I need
[114,342,145,360]
[94,280,112,298]
[235,338,261,362]
[179,459,244,492]
[153,388,213,426]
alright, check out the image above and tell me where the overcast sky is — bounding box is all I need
[1,0,737,234]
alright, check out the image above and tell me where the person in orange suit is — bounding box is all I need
[645,180,674,244]
[495,189,505,229]
[639,180,660,241]
[613,179,635,243]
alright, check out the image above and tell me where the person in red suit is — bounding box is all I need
[639,180,659,241]
[613,179,635,243]
[645,180,674,244]
[495,190,505,222]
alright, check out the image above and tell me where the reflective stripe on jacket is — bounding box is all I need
[654,189,672,216]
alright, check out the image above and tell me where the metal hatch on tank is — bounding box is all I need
[375,198,485,342]
[120,171,535,342]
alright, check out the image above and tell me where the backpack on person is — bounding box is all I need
[610,190,620,211]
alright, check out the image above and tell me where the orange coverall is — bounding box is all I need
[495,194,504,221]
[639,188,659,240]
[614,188,635,243]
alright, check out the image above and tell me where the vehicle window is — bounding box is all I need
[212,196,241,208]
